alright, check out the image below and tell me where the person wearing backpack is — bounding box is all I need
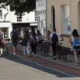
[11,28,19,57]
[70,29,80,66]
[51,29,58,60]
[30,31,37,57]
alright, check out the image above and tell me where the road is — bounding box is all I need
[0,53,80,80]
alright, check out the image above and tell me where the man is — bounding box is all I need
[11,29,19,57]
[0,29,4,57]
[51,29,58,60]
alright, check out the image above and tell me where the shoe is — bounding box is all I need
[13,55,16,58]
[76,63,79,66]
[0,54,3,57]
[53,56,56,60]
[34,55,36,57]
[73,62,79,66]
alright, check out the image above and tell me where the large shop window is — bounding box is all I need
[1,28,8,38]
[61,5,71,34]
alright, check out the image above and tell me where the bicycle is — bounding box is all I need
[42,40,50,57]
[56,40,68,60]
[0,43,9,57]
[2,45,9,56]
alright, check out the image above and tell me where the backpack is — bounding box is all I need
[31,36,37,45]
[52,33,58,44]
[73,37,80,49]
[38,35,43,41]
[12,30,18,41]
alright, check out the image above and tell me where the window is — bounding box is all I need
[35,11,37,15]
[35,17,38,21]
[0,9,2,18]
[43,10,45,14]
[1,28,8,38]
[61,5,71,34]
[17,14,22,22]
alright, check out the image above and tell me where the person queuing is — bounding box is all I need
[21,29,31,57]
[30,30,37,57]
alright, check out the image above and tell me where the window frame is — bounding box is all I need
[0,9,3,19]
[61,4,71,35]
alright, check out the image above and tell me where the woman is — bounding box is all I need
[30,31,37,57]
[21,29,31,57]
[70,29,80,66]
[47,30,51,40]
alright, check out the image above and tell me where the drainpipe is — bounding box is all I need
[70,0,71,33]
[45,0,47,34]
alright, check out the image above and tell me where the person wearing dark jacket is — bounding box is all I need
[30,31,37,57]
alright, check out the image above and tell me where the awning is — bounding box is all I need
[12,23,30,27]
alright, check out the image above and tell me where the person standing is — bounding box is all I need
[70,29,80,66]
[11,28,19,57]
[30,31,37,57]
[21,29,31,57]
[51,29,58,60]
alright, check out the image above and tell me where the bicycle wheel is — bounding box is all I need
[3,47,9,56]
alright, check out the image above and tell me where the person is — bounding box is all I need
[70,29,80,66]
[50,29,64,58]
[11,28,19,57]
[46,30,52,56]
[0,29,4,57]
[50,31,63,41]
[21,29,31,57]
[30,31,37,57]
[36,30,43,52]
[51,29,58,60]
[37,30,43,44]
[47,30,51,40]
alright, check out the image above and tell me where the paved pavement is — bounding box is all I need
[6,42,80,77]
[1,53,80,80]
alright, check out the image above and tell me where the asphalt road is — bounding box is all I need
[0,53,80,80]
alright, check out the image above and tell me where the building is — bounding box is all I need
[39,0,80,48]
[36,0,47,36]
[0,5,37,39]
[36,0,80,47]
[0,6,11,39]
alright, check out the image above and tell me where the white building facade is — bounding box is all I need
[0,5,37,39]
[36,0,47,36]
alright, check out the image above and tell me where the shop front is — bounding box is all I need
[12,22,37,36]
[0,22,12,39]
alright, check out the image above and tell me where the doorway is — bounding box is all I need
[51,6,56,31]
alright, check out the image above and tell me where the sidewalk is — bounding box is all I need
[7,43,80,77]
